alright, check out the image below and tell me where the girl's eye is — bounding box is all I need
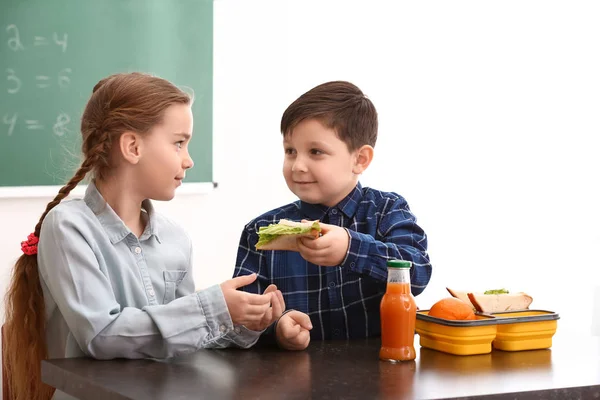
[176,141,184,149]
[284,148,295,155]
[311,149,323,155]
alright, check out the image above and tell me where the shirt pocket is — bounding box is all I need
[163,270,188,304]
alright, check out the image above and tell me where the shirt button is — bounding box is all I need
[328,282,336,288]
[219,325,227,333]
[331,209,338,214]
[134,247,142,254]
[334,329,341,336]
[234,327,242,334]
[148,289,155,297]
[350,262,356,268]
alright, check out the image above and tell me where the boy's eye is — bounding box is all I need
[176,141,184,149]
[284,148,295,155]
[310,149,324,155]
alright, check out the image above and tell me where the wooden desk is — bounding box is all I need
[42,332,600,399]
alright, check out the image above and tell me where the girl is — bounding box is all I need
[4,72,285,400]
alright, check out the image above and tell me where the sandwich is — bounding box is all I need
[446,287,476,310]
[255,219,322,251]
[446,287,533,313]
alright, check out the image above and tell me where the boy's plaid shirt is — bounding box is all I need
[234,183,432,341]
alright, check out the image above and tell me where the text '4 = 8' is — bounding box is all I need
[3,113,71,137]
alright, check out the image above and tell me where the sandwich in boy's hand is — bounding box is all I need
[256,219,321,251]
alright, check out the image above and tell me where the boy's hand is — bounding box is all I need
[276,311,312,350]
[220,274,283,330]
[297,222,350,266]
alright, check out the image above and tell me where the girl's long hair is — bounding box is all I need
[3,72,191,399]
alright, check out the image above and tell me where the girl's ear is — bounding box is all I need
[352,145,374,174]
[119,131,143,165]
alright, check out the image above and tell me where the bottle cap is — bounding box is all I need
[386,259,412,269]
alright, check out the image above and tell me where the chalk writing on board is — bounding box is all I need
[3,114,17,136]
[53,33,68,52]
[6,68,21,94]
[33,36,47,46]
[25,119,44,130]
[33,34,68,51]
[6,24,67,51]
[58,68,72,88]
[4,24,73,138]
[36,75,50,88]
[53,113,71,137]
[5,69,71,93]
[3,113,71,136]
[6,24,24,51]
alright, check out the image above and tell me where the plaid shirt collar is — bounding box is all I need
[299,182,363,221]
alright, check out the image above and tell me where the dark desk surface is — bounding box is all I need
[42,332,600,400]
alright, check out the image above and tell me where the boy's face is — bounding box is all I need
[283,119,359,207]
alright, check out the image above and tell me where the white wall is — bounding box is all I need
[2,2,600,385]
[206,0,600,333]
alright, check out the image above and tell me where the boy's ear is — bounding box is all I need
[352,145,374,174]
[119,131,143,165]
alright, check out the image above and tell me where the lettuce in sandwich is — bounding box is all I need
[256,219,321,251]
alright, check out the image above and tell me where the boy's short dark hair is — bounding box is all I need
[280,81,378,151]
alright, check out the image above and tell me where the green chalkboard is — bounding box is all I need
[0,0,213,189]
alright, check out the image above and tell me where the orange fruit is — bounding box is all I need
[428,297,476,320]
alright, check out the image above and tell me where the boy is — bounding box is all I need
[233,81,432,350]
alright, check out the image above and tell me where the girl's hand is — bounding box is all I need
[220,274,282,329]
[244,284,285,332]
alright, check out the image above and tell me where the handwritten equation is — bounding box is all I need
[6,24,68,52]
[6,68,72,93]
[3,24,73,137]
[3,112,70,136]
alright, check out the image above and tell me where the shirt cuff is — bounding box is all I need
[341,229,376,273]
[196,285,262,348]
[225,325,263,348]
[195,284,234,338]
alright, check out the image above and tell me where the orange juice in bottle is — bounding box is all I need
[379,259,417,362]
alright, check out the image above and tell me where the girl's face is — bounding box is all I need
[135,103,194,201]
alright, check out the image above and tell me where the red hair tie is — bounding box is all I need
[21,233,39,256]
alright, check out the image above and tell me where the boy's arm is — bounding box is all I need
[233,224,280,346]
[341,198,432,295]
